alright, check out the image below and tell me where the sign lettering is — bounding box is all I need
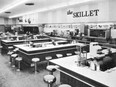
[67,9,99,18]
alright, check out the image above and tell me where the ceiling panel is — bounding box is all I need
[0,0,96,18]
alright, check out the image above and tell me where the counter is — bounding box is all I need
[50,55,116,87]
[14,42,86,66]
[1,38,51,54]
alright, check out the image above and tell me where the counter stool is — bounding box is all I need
[7,51,14,64]
[74,51,80,55]
[56,54,63,58]
[15,57,22,71]
[32,58,40,74]
[11,54,18,67]
[58,84,71,87]
[66,53,72,56]
[45,56,52,66]
[8,46,14,51]
[13,48,19,53]
[43,74,56,87]
[46,65,59,75]
[46,56,59,75]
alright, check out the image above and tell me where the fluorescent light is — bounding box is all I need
[9,8,48,18]
[0,0,29,14]
[9,2,68,18]
[9,0,93,18]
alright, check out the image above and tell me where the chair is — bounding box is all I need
[43,74,56,87]
[11,54,18,67]
[58,84,71,87]
[56,54,63,58]
[32,58,40,74]
[15,57,22,71]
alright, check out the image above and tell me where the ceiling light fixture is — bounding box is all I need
[25,3,34,6]
[5,12,11,14]
[9,0,94,18]
[0,0,29,14]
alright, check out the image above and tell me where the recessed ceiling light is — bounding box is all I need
[5,12,11,14]
[25,3,34,6]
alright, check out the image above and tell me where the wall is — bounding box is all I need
[16,0,116,24]
[0,17,16,25]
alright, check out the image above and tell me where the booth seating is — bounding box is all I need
[32,58,40,74]
[15,57,22,71]
[56,54,63,58]
[58,84,71,87]
[11,54,18,67]
[43,74,56,87]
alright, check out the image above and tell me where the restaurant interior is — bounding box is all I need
[0,0,116,87]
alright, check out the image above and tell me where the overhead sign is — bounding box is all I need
[67,9,99,18]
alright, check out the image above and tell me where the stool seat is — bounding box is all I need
[11,54,18,57]
[8,51,14,55]
[74,51,80,55]
[56,54,63,58]
[13,48,19,52]
[66,53,72,56]
[44,75,56,84]
[8,46,13,49]
[32,58,40,62]
[0,46,2,48]
[46,65,57,71]
[46,56,52,60]
[58,84,71,87]
[16,57,22,61]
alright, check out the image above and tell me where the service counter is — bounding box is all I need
[50,54,116,87]
[1,38,51,53]
[14,42,87,66]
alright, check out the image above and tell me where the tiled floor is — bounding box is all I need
[0,54,60,87]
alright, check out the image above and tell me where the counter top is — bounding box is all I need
[50,55,116,87]
[14,42,86,52]
[2,38,50,43]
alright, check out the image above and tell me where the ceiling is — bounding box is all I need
[0,0,97,18]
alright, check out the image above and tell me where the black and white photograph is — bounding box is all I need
[0,0,115,87]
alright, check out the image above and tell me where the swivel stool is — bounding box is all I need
[43,74,56,87]
[32,58,40,74]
